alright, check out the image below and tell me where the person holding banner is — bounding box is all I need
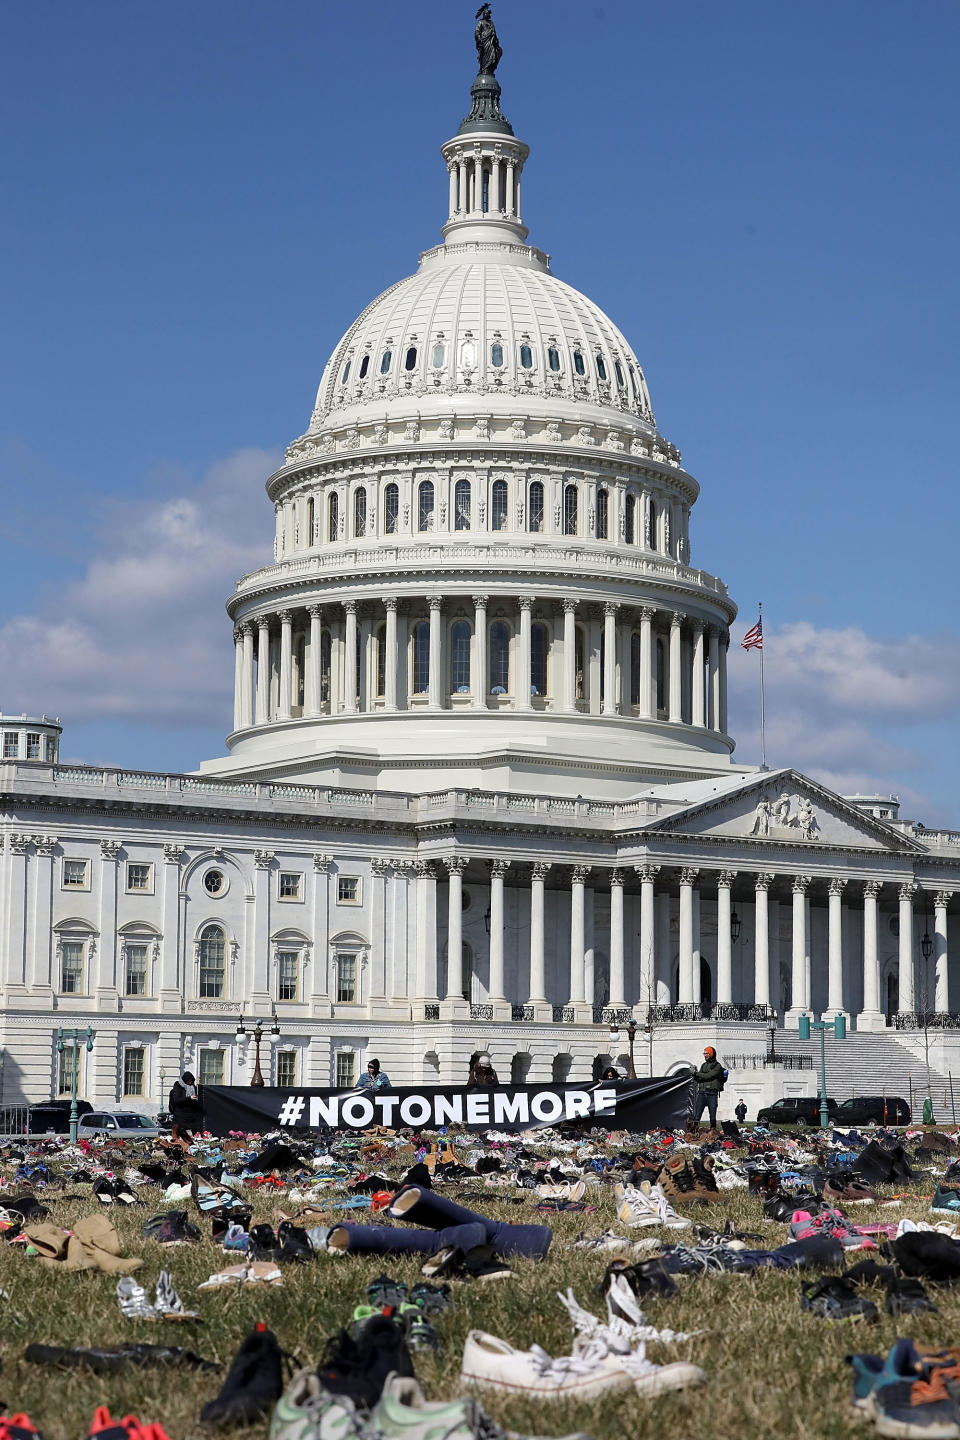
[467,1053,499,1086]
[357,1058,391,1090]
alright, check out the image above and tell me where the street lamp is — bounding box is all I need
[798,1013,846,1128]
[236,1012,281,1088]
[608,1020,638,1079]
[56,1026,94,1143]
[730,909,742,943]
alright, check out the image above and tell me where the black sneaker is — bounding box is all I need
[248,1224,281,1261]
[142,1210,200,1244]
[317,1314,414,1409]
[199,1324,284,1426]
[602,1257,678,1305]
[886,1275,939,1317]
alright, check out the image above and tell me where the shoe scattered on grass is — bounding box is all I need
[800,1276,878,1321]
[200,1324,285,1427]
[372,1373,590,1440]
[461,1328,704,1400]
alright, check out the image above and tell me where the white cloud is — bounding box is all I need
[0,449,276,730]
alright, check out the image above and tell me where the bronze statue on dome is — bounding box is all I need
[475,5,502,76]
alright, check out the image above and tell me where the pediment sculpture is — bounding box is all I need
[750,787,820,841]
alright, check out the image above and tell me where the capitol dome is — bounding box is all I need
[203,36,741,799]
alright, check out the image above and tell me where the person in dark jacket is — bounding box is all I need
[468,1053,499,1086]
[735,1098,748,1124]
[692,1047,725,1129]
[168,1071,202,1142]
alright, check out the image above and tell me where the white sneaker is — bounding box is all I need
[461,1330,634,1399]
[648,1182,691,1230]
[535,1180,586,1201]
[270,1368,363,1440]
[373,1373,589,1440]
[615,1185,662,1228]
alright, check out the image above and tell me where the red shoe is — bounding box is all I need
[0,1417,44,1440]
[87,1407,146,1439]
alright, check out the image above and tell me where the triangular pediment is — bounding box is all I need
[643,770,923,854]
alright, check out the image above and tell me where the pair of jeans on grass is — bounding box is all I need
[328,1185,552,1259]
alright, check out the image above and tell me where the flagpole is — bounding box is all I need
[758,601,767,770]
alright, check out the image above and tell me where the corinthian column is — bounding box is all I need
[278,610,294,719]
[754,873,774,1010]
[691,621,706,727]
[568,865,590,1007]
[858,881,883,1029]
[527,863,550,1005]
[517,597,533,711]
[608,869,625,1007]
[343,601,358,714]
[472,595,488,709]
[935,891,951,1014]
[384,599,399,712]
[716,871,735,1006]
[443,857,467,1013]
[428,596,442,709]
[669,613,685,722]
[898,883,916,1014]
[636,863,659,1010]
[233,627,244,731]
[602,603,618,715]
[256,616,270,724]
[826,878,847,1019]
[638,607,654,718]
[678,868,698,1003]
[562,599,577,712]
[488,859,509,1004]
[787,875,811,1024]
[306,606,323,716]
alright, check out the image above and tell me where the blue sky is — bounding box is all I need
[2,1,958,820]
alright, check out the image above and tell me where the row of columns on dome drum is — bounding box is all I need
[425,863,951,1018]
[232,600,729,731]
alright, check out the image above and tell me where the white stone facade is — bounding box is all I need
[2,35,959,1111]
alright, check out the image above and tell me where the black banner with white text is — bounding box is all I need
[201,1074,694,1135]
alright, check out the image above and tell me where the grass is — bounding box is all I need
[0,1141,956,1440]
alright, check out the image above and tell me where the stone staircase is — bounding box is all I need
[771,1029,956,1115]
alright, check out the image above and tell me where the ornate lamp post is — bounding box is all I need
[236,1012,280,1088]
[56,1026,94,1143]
[608,1019,638,1079]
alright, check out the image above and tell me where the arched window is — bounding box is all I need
[413,621,430,694]
[519,343,533,370]
[563,484,578,536]
[575,627,585,700]
[625,493,636,545]
[320,630,331,703]
[656,637,666,711]
[418,480,435,532]
[491,478,508,531]
[547,345,561,371]
[482,169,490,212]
[353,487,367,538]
[384,482,399,534]
[328,491,339,542]
[490,621,510,693]
[647,500,657,551]
[573,349,585,376]
[596,353,608,381]
[491,341,504,367]
[375,625,386,698]
[431,342,445,368]
[198,924,225,999]
[454,478,471,531]
[630,631,641,705]
[615,359,625,388]
[596,487,608,540]
[531,622,548,697]
[306,497,315,547]
[379,349,392,374]
[404,345,417,372]
[359,354,370,379]
[341,359,351,386]
[451,620,471,692]
[528,480,544,532]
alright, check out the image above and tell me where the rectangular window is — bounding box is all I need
[60,941,84,994]
[277,950,299,1002]
[63,859,87,888]
[3,732,19,758]
[335,1051,356,1087]
[26,732,41,759]
[124,943,148,997]
[45,737,56,762]
[413,621,430,695]
[57,1045,78,1096]
[197,1049,224,1085]
[276,1050,297,1087]
[336,953,357,1003]
[337,875,360,904]
[278,871,302,901]
[126,862,152,892]
[123,1047,145,1096]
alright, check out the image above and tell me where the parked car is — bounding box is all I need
[756,1096,838,1127]
[834,1095,911,1126]
[76,1111,169,1138]
[0,1099,94,1135]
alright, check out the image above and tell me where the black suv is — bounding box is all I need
[756,1096,838,1127]
[834,1096,911,1126]
[0,1100,93,1135]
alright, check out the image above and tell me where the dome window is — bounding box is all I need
[404,346,418,372]
[491,478,508,531]
[431,342,446,368]
[341,360,351,385]
[573,350,585,376]
[563,483,578,536]
[615,360,625,388]
[648,500,658,551]
[359,354,370,380]
[547,346,561,372]
[454,478,471,531]
[328,491,340,542]
[625,493,636,545]
[531,623,548,697]
[528,480,544,533]
[519,344,533,370]
[461,339,476,368]
[596,353,608,381]
[596,487,608,540]
[384,483,399,534]
[354,486,367,538]
[451,620,472,692]
[491,341,504,367]
[418,480,435,532]
[490,622,510,693]
[379,349,392,375]
[413,621,430,694]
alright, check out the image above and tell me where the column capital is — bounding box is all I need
[717,869,737,888]
[898,881,918,902]
[609,867,626,886]
[935,890,953,908]
[679,866,699,886]
[163,844,184,864]
[414,859,436,878]
[489,858,511,878]
[634,863,660,883]
[238,619,253,636]
[603,601,619,617]
[670,610,686,630]
[256,612,271,631]
[253,849,274,869]
[343,599,357,615]
[307,603,324,619]
[428,595,444,613]
[277,609,293,625]
[638,605,656,622]
[445,856,467,876]
[383,596,399,612]
[531,862,551,881]
[100,839,122,861]
[471,594,488,610]
[828,877,847,896]
[571,864,592,884]
[562,598,578,614]
[370,858,390,878]
[792,874,811,894]
[518,596,534,612]
[32,834,57,857]
[755,872,775,891]
[863,879,882,898]
[313,853,333,873]
[690,616,705,635]
[233,625,243,645]
[707,622,722,639]
[392,858,413,875]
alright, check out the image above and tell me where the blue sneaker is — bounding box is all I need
[847,1339,930,1415]
[930,1186,960,1216]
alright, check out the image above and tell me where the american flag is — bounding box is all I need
[741,616,763,651]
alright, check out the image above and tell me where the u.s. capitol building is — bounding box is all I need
[2,14,959,1112]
